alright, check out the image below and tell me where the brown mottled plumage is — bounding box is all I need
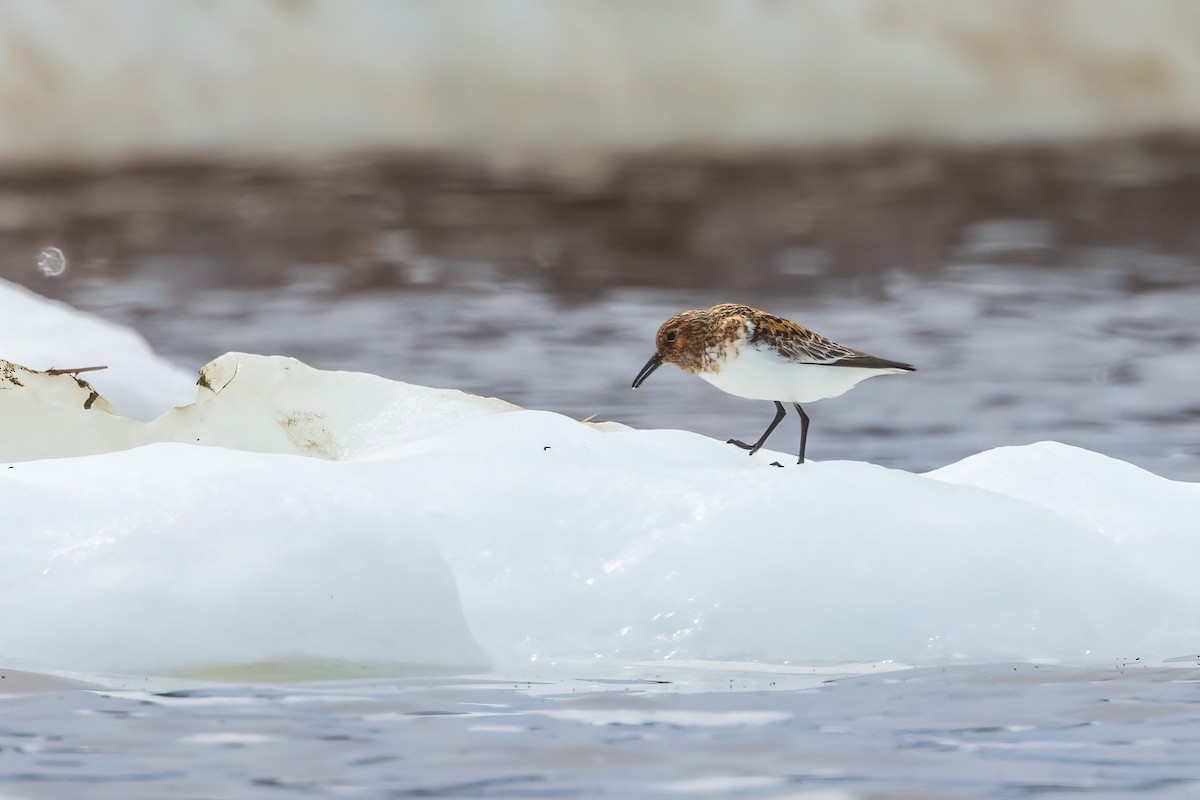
[632,304,915,464]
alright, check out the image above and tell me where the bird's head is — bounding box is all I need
[632,310,709,388]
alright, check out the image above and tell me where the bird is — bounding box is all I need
[631,303,915,464]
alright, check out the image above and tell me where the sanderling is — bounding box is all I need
[631,303,915,464]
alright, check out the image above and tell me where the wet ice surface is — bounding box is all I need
[4,663,1200,798]
[52,260,1200,480]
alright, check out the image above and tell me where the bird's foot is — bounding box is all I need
[769,461,784,468]
[727,439,767,456]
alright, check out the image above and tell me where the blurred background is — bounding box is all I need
[1,0,1198,477]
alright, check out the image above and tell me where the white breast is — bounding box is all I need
[697,343,905,404]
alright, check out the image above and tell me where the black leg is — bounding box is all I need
[728,401,787,456]
[794,403,810,464]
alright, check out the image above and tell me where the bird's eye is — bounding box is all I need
[665,331,677,343]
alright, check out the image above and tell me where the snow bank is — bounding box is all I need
[4,1,1200,167]
[2,286,1199,676]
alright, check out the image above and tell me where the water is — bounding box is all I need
[4,662,1200,798]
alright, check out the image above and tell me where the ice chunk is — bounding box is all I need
[0,444,487,674]
[0,278,194,419]
[0,352,517,463]
[157,352,517,461]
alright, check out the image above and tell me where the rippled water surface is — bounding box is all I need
[4,662,1200,798]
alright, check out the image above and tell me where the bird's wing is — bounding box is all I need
[753,316,914,370]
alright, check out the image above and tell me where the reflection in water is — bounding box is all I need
[2,142,1198,478]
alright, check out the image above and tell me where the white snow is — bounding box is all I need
[2,281,1199,676]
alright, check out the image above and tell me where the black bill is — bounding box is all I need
[631,353,663,388]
